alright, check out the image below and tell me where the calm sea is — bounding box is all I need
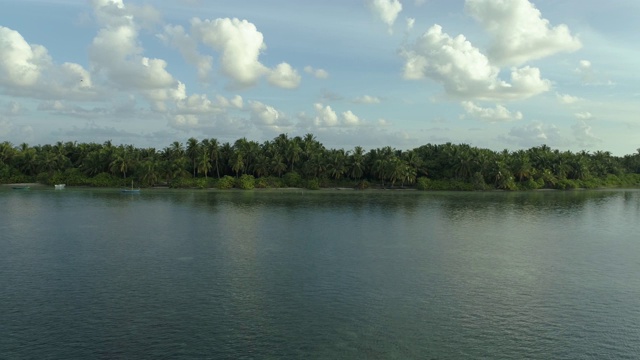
[1,187,640,359]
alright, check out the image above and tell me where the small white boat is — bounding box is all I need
[54,184,66,190]
[121,180,140,193]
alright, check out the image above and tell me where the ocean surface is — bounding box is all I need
[2,186,640,359]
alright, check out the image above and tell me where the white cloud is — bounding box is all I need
[313,103,339,127]
[267,62,301,89]
[304,66,329,79]
[176,94,223,114]
[367,0,403,33]
[576,59,594,83]
[190,17,297,89]
[312,103,367,128]
[406,18,415,32]
[158,24,213,82]
[342,110,363,126]
[191,17,268,89]
[0,26,44,87]
[353,95,381,104]
[557,93,582,104]
[89,0,185,110]
[461,101,523,122]
[216,94,243,109]
[249,100,291,133]
[144,81,187,111]
[401,24,551,101]
[0,26,93,99]
[572,119,601,147]
[574,111,592,120]
[465,0,581,66]
[169,114,199,128]
[506,120,566,147]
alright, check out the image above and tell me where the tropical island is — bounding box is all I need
[1,133,640,191]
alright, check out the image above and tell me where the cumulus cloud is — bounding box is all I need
[406,18,416,32]
[465,0,581,66]
[461,101,523,122]
[312,103,366,127]
[0,26,93,99]
[190,17,298,89]
[401,24,551,101]
[574,111,592,120]
[249,101,292,134]
[572,119,601,147]
[576,59,594,83]
[353,95,381,104]
[169,114,199,128]
[216,94,243,109]
[89,0,185,109]
[342,110,363,126]
[267,63,301,89]
[0,26,45,87]
[313,103,339,127]
[191,17,267,89]
[556,93,582,104]
[505,120,566,147]
[304,66,329,79]
[158,24,213,82]
[367,0,403,33]
[175,94,223,114]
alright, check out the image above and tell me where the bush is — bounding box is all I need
[355,180,370,190]
[305,178,320,190]
[471,172,488,191]
[236,174,255,190]
[217,175,235,189]
[282,172,302,187]
[62,168,89,186]
[416,177,430,190]
[518,178,542,190]
[89,172,120,187]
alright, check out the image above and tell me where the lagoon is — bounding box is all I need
[1,187,640,359]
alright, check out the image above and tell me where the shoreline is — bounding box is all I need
[4,182,638,192]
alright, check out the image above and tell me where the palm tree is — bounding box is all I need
[197,151,211,179]
[204,138,221,178]
[186,137,200,178]
[348,146,366,180]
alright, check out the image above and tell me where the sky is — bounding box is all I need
[0,0,639,155]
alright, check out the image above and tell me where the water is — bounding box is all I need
[1,187,640,359]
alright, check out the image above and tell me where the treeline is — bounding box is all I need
[1,133,640,190]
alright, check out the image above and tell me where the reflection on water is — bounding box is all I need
[1,188,640,358]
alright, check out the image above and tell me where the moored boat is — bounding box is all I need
[121,180,140,193]
[54,184,66,190]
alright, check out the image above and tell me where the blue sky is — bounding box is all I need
[1,0,639,155]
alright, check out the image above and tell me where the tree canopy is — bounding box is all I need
[1,135,640,190]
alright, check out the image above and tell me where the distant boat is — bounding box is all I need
[54,184,66,190]
[121,180,140,193]
[12,186,30,190]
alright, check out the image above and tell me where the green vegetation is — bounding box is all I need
[1,135,640,190]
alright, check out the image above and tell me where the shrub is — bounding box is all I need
[416,177,430,190]
[355,180,370,190]
[282,172,302,187]
[305,178,320,190]
[217,175,235,189]
[89,172,120,187]
[236,174,255,190]
[471,172,488,191]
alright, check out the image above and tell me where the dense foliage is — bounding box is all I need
[2,134,640,190]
